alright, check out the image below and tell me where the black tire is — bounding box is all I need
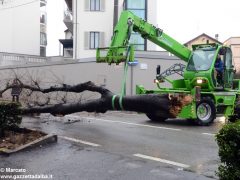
[228,115,237,123]
[196,97,216,126]
[186,118,196,125]
[146,113,167,122]
[228,102,240,123]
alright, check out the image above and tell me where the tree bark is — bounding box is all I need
[20,81,192,118]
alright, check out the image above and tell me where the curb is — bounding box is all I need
[0,131,57,156]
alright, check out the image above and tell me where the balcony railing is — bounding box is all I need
[65,0,72,11]
[64,9,73,21]
[40,12,47,24]
[40,24,47,33]
[0,52,46,66]
[40,0,47,7]
[63,9,73,32]
[0,52,69,67]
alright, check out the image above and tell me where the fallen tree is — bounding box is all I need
[0,78,193,141]
[0,80,192,119]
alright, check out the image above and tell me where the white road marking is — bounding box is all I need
[133,154,190,168]
[59,136,101,147]
[202,133,216,136]
[83,117,182,131]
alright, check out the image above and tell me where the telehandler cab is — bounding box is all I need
[96,10,239,125]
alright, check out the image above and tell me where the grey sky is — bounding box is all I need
[157,0,240,43]
[47,0,240,56]
[46,0,66,56]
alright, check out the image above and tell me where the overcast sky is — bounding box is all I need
[46,0,240,56]
[46,0,66,56]
[157,0,240,44]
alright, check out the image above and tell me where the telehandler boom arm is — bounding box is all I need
[97,11,192,64]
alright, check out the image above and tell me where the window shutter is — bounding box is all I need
[99,32,105,48]
[84,32,90,49]
[84,0,90,11]
[100,0,105,11]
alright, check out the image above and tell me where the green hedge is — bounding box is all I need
[216,121,240,180]
[0,101,22,137]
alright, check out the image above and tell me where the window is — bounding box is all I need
[129,33,145,50]
[64,48,73,57]
[126,0,146,19]
[125,0,147,50]
[224,48,232,69]
[85,0,105,11]
[40,12,46,24]
[40,33,47,46]
[40,47,46,57]
[126,0,145,9]
[90,0,100,11]
[90,32,99,49]
[40,5,47,23]
[187,48,216,71]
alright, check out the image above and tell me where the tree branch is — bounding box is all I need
[21,82,192,118]
[0,81,113,97]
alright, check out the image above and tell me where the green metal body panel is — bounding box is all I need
[178,103,197,119]
[136,85,237,119]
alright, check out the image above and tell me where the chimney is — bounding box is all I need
[215,34,219,40]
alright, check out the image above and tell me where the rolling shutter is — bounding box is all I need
[100,0,105,11]
[84,0,90,11]
[84,32,90,49]
[99,32,105,48]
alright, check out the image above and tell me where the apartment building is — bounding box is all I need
[0,0,47,56]
[224,37,240,77]
[60,0,157,59]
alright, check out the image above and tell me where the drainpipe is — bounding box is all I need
[75,0,78,59]
[113,0,119,31]
[73,0,78,59]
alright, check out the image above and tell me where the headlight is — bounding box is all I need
[196,79,203,84]
[154,79,159,83]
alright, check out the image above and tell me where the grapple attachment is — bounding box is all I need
[96,46,134,65]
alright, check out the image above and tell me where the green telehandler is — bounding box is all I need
[96,10,239,125]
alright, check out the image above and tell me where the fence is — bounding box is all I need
[0,52,67,67]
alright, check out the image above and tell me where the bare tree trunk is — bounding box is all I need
[19,81,192,118]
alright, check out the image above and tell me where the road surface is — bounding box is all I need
[0,112,224,180]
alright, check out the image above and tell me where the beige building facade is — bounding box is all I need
[224,37,240,77]
[184,33,222,49]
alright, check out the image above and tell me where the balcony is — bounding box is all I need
[40,24,47,33]
[40,0,47,7]
[40,33,47,46]
[65,0,72,11]
[63,9,73,33]
[59,39,73,57]
[40,12,47,24]
[0,52,47,66]
[0,52,76,67]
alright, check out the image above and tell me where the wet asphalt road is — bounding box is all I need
[0,112,224,180]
